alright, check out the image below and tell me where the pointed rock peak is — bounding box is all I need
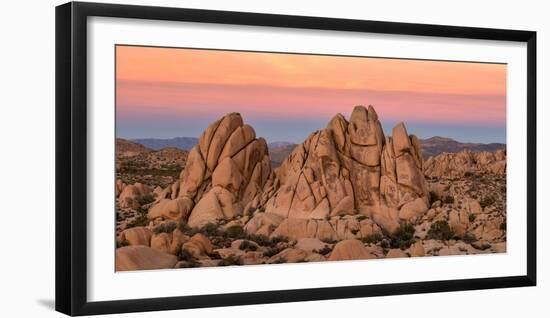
[328,113,348,124]
[350,105,368,124]
[392,122,412,155]
[221,112,244,128]
[367,105,378,121]
[327,113,348,152]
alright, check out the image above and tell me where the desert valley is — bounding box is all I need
[115,105,507,271]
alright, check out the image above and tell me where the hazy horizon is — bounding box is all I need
[117,115,506,145]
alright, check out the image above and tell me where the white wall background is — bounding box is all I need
[0,0,547,316]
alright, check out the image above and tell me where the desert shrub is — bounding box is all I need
[428,191,440,206]
[442,195,455,204]
[350,228,359,235]
[175,261,200,268]
[126,214,148,228]
[479,195,496,208]
[238,240,258,252]
[462,232,477,244]
[390,223,416,250]
[225,225,246,239]
[315,246,332,256]
[271,258,287,264]
[361,233,383,244]
[380,239,390,249]
[153,221,177,234]
[177,220,190,232]
[137,194,155,205]
[500,222,507,231]
[270,235,288,244]
[176,248,194,262]
[208,251,222,260]
[200,222,220,236]
[464,171,474,177]
[321,238,338,244]
[116,239,129,248]
[245,234,287,248]
[427,220,454,241]
[263,247,282,258]
[218,255,243,266]
[468,214,476,223]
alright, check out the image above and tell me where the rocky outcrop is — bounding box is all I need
[328,239,376,261]
[118,226,152,247]
[423,149,506,179]
[115,246,178,271]
[147,113,272,227]
[149,106,429,236]
[261,216,381,241]
[263,106,428,233]
[118,182,151,209]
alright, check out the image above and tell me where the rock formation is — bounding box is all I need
[146,106,429,234]
[147,113,272,228]
[261,105,428,233]
[423,149,506,179]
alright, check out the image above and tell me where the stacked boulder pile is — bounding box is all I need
[147,112,273,228]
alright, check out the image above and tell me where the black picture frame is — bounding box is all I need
[55,1,537,316]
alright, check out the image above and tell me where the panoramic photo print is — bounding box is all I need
[114,45,507,271]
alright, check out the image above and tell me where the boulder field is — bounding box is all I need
[115,105,507,270]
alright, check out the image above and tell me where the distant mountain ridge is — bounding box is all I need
[125,135,505,159]
[130,137,199,150]
[420,136,505,158]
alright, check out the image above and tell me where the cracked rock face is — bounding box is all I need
[147,113,272,228]
[263,105,429,232]
[148,105,429,234]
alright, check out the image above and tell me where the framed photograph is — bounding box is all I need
[55,1,536,316]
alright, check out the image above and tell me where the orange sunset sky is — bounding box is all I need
[116,45,506,143]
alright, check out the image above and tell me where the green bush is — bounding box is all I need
[200,222,220,236]
[468,214,476,223]
[125,214,148,228]
[137,194,155,205]
[462,232,477,244]
[442,195,455,204]
[321,238,338,244]
[427,220,454,240]
[315,246,332,256]
[479,195,496,208]
[116,239,129,248]
[263,247,282,258]
[390,223,416,250]
[219,255,243,266]
[361,233,383,244]
[238,240,258,252]
[225,225,246,239]
[153,221,177,234]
